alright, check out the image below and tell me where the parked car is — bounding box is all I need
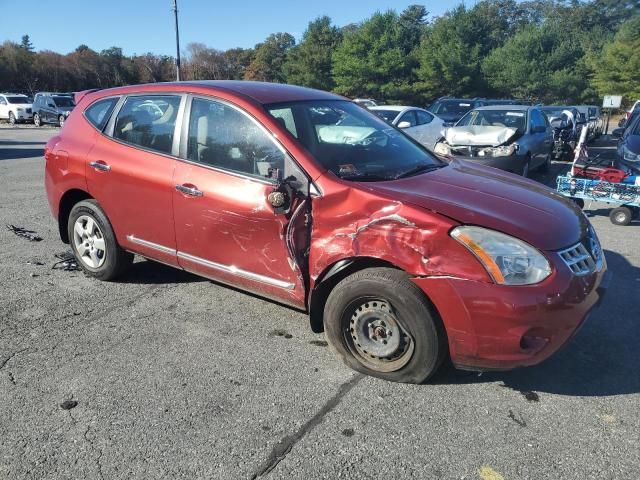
[45,81,608,383]
[353,98,378,108]
[573,105,602,141]
[586,105,604,137]
[618,100,640,127]
[427,97,486,126]
[483,99,531,106]
[32,92,76,127]
[540,106,585,161]
[0,93,33,124]
[370,105,445,149]
[612,111,640,176]
[433,105,553,176]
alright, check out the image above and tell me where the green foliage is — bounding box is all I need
[283,16,342,90]
[589,16,640,104]
[332,8,425,104]
[244,33,295,83]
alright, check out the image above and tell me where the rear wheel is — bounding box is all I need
[68,200,133,280]
[323,267,447,384]
[8,112,16,125]
[33,113,41,127]
[609,206,632,226]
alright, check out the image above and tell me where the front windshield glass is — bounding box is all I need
[429,100,473,116]
[266,100,444,181]
[53,96,75,107]
[7,96,31,104]
[372,109,399,123]
[457,109,527,133]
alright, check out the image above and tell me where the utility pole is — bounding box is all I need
[172,0,181,81]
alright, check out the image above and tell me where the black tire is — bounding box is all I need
[609,206,632,226]
[323,267,447,384]
[539,152,552,173]
[522,154,531,177]
[8,112,16,125]
[33,113,41,127]
[67,199,133,280]
[58,115,65,128]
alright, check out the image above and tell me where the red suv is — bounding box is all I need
[45,82,609,383]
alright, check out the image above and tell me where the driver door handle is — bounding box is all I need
[176,184,203,197]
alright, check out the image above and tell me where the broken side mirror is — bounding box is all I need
[267,168,294,215]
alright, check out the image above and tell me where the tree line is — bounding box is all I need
[1,0,638,107]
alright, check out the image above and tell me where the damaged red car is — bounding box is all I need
[45,82,609,383]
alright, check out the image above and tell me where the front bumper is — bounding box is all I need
[14,111,33,121]
[412,258,609,371]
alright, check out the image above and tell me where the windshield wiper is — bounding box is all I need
[395,163,446,179]
[340,172,391,182]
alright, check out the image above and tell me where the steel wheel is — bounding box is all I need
[72,215,107,268]
[8,112,15,125]
[33,113,41,126]
[345,298,414,372]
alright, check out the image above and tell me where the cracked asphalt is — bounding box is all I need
[1,125,639,479]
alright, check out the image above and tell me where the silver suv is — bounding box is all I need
[0,93,33,124]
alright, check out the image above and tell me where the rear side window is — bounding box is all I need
[398,111,417,127]
[113,95,181,155]
[85,98,118,131]
[416,110,433,125]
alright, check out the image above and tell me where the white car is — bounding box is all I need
[370,106,444,150]
[0,93,34,124]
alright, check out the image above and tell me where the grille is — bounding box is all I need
[559,243,595,276]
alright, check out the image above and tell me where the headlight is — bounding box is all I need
[64,111,71,116]
[17,108,24,112]
[622,145,639,162]
[451,226,551,285]
[478,145,517,157]
[434,141,450,156]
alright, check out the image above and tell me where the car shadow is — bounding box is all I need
[120,259,205,285]
[0,148,44,161]
[0,140,47,146]
[432,249,640,397]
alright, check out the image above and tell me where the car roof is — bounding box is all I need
[94,81,344,105]
[474,105,531,111]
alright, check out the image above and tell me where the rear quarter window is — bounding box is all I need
[85,97,119,131]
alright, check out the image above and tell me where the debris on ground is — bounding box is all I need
[60,399,78,410]
[6,224,42,241]
[26,260,45,266]
[51,251,81,272]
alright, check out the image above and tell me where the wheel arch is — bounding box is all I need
[58,189,93,243]
[308,256,404,333]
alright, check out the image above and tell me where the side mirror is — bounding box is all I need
[611,128,625,139]
[397,121,411,129]
[267,168,293,215]
[531,125,546,134]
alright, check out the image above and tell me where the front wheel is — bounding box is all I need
[8,112,16,125]
[68,200,133,280]
[58,115,65,128]
[323,268,447,384]
[33,113,41,127]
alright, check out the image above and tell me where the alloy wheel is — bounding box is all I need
[9,112,15,125]
[72,215,107,268]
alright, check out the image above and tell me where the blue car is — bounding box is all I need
[613,111,640,176]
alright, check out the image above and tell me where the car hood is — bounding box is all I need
[444,125,518,147]
[363,159,588,251]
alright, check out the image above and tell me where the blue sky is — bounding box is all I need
[1,0,474,56]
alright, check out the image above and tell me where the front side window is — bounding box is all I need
[187,97,286,182]
[85,97,119,131]
[266,100,444,181]
[114,95,181,155]
[398,111,417,127]
[52,96,74,107]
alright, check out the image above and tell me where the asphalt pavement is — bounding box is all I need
[0,124,638,479]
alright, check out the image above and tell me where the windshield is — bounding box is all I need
[457,109,527,133]
[372,109,400,123]
[429,100,474,115]
[266,100,444,181]
[6,96,32,104]
[53,96,75,107]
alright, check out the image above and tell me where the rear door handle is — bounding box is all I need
[176,184,203,197]
[89,160,111,172]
